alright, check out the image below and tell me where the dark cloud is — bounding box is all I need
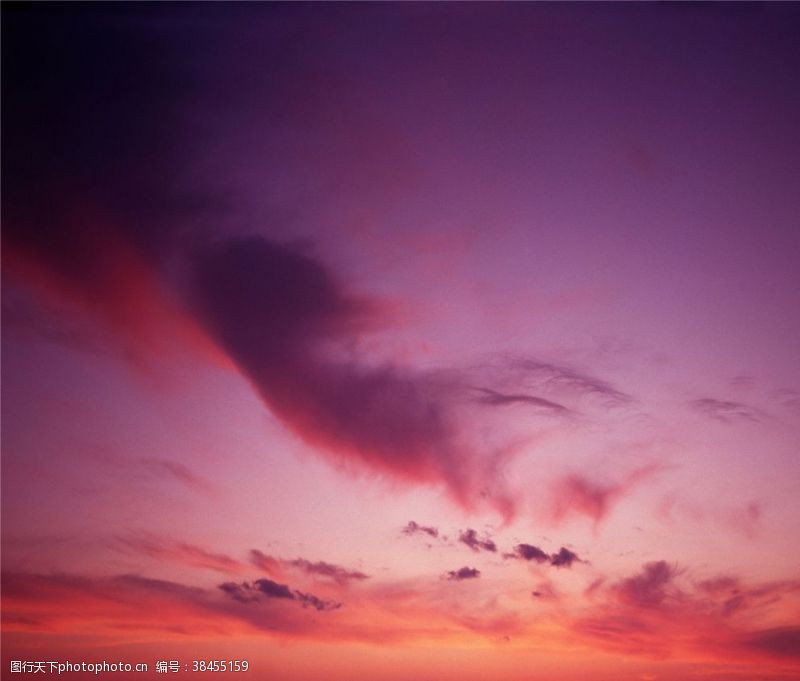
[295,591,342,612]
[446,567,481,581]
[506,544,549,563]
[689,398,762,424]
[549,547,581,568]
[218,581,258,604]
[473,388,570,414]
[254,578,295,600]
[1,8,522,519]
[190,236,513,513]
[742,626,800,660]
[614,561,678,609]
[504,544,581,568]
[402,521,440,539]
[219,577,340,612]
[2,4,218,358]
[289,559,368,585]
[458,529,497,553]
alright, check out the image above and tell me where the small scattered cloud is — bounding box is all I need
[446,567,481,581]
[549,547,581,568]
[504,544,582,568]
[506,544,549,564]
[219,578,340,611]
[458,528,497,553]
[402,521,440,539]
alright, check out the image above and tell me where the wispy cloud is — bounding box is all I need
[289,559,368,585]
[472,387,571,415]
[112,534,248,575]
[689,398,763,424]
[551,464,662,525]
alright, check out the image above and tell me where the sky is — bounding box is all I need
[2,3,800,680]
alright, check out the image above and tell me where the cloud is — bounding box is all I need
[446,567,481,581]
[689,398,763,424]
[112,534,247,575]
[137,458,213,492]
[549,547,581,568]
[289,559,368,585]
[2,5,218,362]
[294,591,343,612]
[742,627,800,660]
[458,529,497,553]
[551,464,661,525]
[402,521,440,539]
[253,578,296,600]
[504,544,581,568]
[472,388,570,414]
[570,561,800,662]
[189,237,520,516]
[218,581,259,604]
[248,550,284,576]
[612,561,678,609]
[219,578,340,611]
[509,357,633,409]
[531,581,559,600]
[506,544,550,563]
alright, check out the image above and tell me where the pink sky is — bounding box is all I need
[3,4,800,680]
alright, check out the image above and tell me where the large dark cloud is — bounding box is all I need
[3,4,628,520]
[189,236,506,509]
[2,4,515,514]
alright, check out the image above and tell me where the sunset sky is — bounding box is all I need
[2,3,800,680]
